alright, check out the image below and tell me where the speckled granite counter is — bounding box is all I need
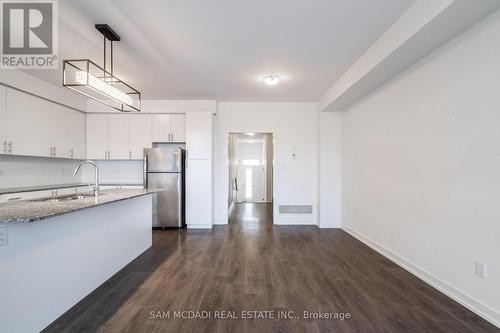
[0,182,144,195]
[0,189,157,223]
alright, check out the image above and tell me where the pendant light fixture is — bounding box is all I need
[63,24,141,112]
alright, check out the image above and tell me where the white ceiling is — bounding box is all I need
[27,0,414,101]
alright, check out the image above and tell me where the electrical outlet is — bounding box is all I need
[0,227,8,247]
[475,261,486,278]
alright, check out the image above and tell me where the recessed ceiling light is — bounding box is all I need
[262,75,280,86]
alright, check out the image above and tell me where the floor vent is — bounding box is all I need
[279,205,313,214]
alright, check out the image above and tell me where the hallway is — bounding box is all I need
[45,204,498,332]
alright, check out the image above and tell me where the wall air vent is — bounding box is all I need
[279,205,313,214]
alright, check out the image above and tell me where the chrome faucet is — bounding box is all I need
[74,160,100,197]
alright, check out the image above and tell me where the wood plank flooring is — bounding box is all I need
[44,203,499,332]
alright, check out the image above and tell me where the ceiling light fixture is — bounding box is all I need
[63,24,141,112]
[262,75,280,86]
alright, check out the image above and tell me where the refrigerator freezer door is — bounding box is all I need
[144,146,181,172]
[148,173,182,227]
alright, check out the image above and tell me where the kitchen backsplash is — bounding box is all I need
[80,160,144,184]
[0,155,81,188]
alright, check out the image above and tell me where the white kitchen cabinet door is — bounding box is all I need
[108,114,130,159]
[67,110,86,159]
[129,114,151,159]
[0,86,6,151]
[186,159,212,228]
[29,96,55,157]
[86,114,108,159]
[151,114,171,142]
[170,114,186,142]
[52,104,71,158]
[5,88,31,155]
[186,111,212,159]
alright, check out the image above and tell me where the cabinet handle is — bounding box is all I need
[105,150,107,159]
[8,141,12,153]
[2,141,6,153]
[54,146,56,157]
[129,150,131,159]
[49,147,53,156]
[70,149,74,159]
[108,150,111,159]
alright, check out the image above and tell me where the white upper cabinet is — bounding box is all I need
[151,114,171,142]
[170,114,186,142]
[0,86,6,152]
[186,112,212,160]
[129,114,151,159]
[86,114,109,159]
[30,96,55,157]
[52,104,71,158]
[108,114,130,160]
[86,113,152,160]
[152,114,186,143]
[67,110,86,159]
[30,97,83,159]
[5,88,31,156]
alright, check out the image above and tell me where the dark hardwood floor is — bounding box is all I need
[44,203,499,333]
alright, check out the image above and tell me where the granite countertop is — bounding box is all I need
[0,182,144,195]
[0,189,157,223]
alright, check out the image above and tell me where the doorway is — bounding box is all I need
[228,133,273,211]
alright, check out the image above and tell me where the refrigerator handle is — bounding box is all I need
[143,151,148,188]
[176,147,181,171]
[177,174,182,227]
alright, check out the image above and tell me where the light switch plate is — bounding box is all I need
[0,226,8,247]
[475,261,486,278]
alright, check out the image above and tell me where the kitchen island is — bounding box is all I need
[0,189,157,333]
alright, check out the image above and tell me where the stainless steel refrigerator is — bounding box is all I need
[144,145,186,228]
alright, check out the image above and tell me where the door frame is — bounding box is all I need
[226,132,276,223]
[235,136,267,203]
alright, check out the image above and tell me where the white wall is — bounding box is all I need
[214,102,318,225]
[0,155,82,188]
[340,10,500,326]
[318,111,341,228]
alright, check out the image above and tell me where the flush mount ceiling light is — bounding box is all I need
[262,75,280,86]
[63,24,141,112]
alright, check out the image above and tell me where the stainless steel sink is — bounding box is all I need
[30,194,106,202]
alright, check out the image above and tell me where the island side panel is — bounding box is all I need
[0,194,153,333]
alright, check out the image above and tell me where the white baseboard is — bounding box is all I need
[318,220,340,228]
[343,227,500,328]
[187,223,212,229]
[274,215,315,225]
[213,218,227,225]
